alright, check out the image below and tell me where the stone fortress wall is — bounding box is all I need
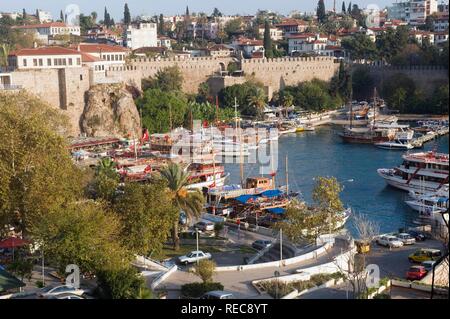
[9,56,445,136]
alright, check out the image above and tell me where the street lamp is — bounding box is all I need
[195,227,200,265]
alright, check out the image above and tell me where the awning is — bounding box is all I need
[265,207,286,215]
[0,268,26,293]
[261,189,283,198]
[0,237,30,249]
[234,195,259,204]
[437,197,448,203]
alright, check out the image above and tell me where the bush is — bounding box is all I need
[96,267,145,299]
[194,259,216,283]
[181,282,224,298]
[35,280,45,288]
[373,293,391,299]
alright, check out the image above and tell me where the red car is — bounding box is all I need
[406,266,428,281]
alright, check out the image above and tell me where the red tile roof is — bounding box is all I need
[71,43,129,53]
[12,22,69,29]
[9,46,81,56]
[79,52,101,63]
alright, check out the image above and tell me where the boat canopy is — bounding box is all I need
[261,189,284,198]
[265,207,286,215]
[234,195,259,204]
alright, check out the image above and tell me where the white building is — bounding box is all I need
[387,0,439,25]
[157,36,172,49]
[0,12,22,20]
[12,22,81,43]
[125,23,158,50]
[258,25,283,41]
[36,9,53,23]
[8,47,82,70]
[232,37,265,59]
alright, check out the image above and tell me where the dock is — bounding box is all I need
[410,127,449,148]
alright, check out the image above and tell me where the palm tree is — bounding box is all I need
[247,87,267,120]
[160,163,205,251]
[96,157,117,177]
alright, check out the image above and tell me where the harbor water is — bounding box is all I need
[224,125,449,235]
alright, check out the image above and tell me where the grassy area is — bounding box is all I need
[154,244,223,260]
[238,245,258,254]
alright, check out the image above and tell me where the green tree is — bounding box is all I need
[351,67,375,101]
[158,14,165,35]
[312,176,344,214]
[212,8,222,18]
[136,88,188,133]
[96,267,147,299]
[60,10,64,22]
[263,20,273,58]
[247,87,267,119]
[143,66,183,92]
[0,92,82,236]
[342,1,346,14]
[90,158,119,202]
[124,3,131,25]
[91,12,98,23]
[317,0,326,23]
[114,182,177,256]
[342,33,378,62]
[382,73,416,113]
[193,259,217,283]
[159,163,205,251]
[224,18,243,38]
[33,201,129,275]
[7,256,34,281]
[348,2,352,14]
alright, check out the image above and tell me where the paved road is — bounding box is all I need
[159,245,341,299]
[366,239,445,279]
[299,282,354,299]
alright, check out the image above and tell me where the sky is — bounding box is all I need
[1,0,401,20]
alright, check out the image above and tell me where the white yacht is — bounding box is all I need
[405,193,448,216]
[375,140,414,150]
[377,151,449,193]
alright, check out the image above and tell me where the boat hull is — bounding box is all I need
[377,169,445,193]
[186,173,229,190]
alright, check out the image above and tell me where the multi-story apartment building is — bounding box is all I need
[258,25,283,41]
[388,0,438,25]
[36,9,53,23]
[125,23,158,50]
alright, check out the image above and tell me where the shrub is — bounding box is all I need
[35,280,45,288]
[194,259,217,283]
[214,222,224,237]
[181,282,224,298]
[373,293,391,299]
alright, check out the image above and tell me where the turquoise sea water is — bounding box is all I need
[224,126,449,235]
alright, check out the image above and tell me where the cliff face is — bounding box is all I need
[81,84,141,138]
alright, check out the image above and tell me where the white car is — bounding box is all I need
[396,233,416,245]
[178,250,212,265]
[376,235,404,248]
[46,293,85,299]
[195,221,215,232]
[38,285,85,298]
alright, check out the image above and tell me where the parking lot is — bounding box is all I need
[366,238,445,280]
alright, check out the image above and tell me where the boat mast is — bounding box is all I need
[285,155,289,195]
[373,87,377,126]
[235,97,244,187]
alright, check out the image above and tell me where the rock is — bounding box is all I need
[81,83,141,138]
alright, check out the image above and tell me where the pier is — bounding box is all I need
[411,127,449,148]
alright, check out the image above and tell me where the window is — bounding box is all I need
[62,59,66,65]
[47,58,52,66]
[107,55,110,61]
[68,58,73,66]
[77,58,81,65]
[33,59,38,67]
[23,59,27,67]
[38,59,43,66]
[80,74,83,80]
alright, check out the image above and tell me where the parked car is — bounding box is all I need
[194,221,215,232]
[376,235,404,248]
[421,260,436,272]
[258,216,280,228]
[200,291,234,299]
[252,240,272,250]
[396,233,416,245]
[406,265,428,281]
[408,249,442,263]
[46,293,85,300]
[37,285,85,298]
[407,230,426,241]
[178,250,212,265]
